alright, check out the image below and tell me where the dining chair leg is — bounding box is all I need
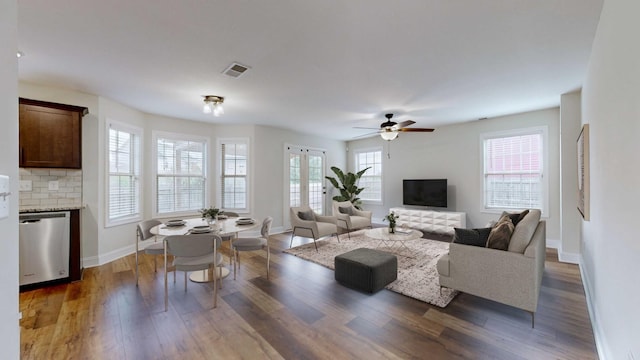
[164,244,168,312]
[184,272,188,292]
[135,236,140,286]
[213,267,218,308]
[266,246,271,279]
[233,249,238,280]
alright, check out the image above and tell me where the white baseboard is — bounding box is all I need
[82,255,99,268]
[545,238,580,264]
[546,238,560,249]
[579,258,610,360]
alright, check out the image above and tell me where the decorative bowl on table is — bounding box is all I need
[166,219,186,227]
[190,225,212,234]
[235,217,255,225]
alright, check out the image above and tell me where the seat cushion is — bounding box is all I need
[316,221,338,238]
[508,209,541,253]
[144,241,164,254]
[173,253,222,271]
[233,237,267,251]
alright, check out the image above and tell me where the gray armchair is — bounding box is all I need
[290,206,339,251]
[332,201,373,239]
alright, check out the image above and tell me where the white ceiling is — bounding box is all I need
[17,0,603,141]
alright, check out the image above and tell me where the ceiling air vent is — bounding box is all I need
[222,62,250,78]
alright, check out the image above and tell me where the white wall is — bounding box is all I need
[16,83,347,266]
[0,0,20,356]
[348,108,561,241]
[559,92,582,261]
[581,0,640,358]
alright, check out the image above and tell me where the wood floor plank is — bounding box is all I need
[19,231,599,359]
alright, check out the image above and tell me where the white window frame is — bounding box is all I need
[152,131,209,218]
[217,137,251,214]
[354,147,383,205]
[480,126,548,215]
[106,120,143,227]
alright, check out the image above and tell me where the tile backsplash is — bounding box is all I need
[19,168,83,210]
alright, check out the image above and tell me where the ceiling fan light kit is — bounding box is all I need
[380,129,399,141]
[202,95,224,116]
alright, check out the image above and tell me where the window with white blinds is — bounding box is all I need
[155,133,207,215]
[355,148,383,203]
[482,127,547,213]
[219,139,249,212]
[107,122,141,226]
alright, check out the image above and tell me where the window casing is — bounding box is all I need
[218,138,250,213]
[154,132,208,216]
[355,148,383,203]
[107,121,142,226]
[481,127,548,214]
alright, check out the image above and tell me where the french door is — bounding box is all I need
[286,145,326,215]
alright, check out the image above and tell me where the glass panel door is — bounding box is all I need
[286,147,326,214]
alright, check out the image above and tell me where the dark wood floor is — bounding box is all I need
[20,232,598,359]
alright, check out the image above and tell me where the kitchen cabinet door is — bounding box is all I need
[19,98,87,169]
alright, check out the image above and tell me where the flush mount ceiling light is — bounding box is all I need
[202,95,224,117]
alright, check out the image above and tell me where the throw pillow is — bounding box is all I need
[486,216,515,250]
[501,209,530,227]
[338,206,354,216]
[298,210,315,221]
[508,209,541,253]
[453,227,492,247]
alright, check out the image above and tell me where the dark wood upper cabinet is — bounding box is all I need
[19,98,88,169]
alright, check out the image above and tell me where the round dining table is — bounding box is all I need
[150,217,261,282]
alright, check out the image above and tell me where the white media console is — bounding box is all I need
[389,207,466,235]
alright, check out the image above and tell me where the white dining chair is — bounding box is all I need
[231,217,273,280]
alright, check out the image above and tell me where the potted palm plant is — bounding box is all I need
[325,166,370,209]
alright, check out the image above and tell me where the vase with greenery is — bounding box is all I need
[325,166,371,209]
[384,212,399,233]
[200,207,222,223]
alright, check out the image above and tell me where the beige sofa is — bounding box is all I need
[436,210,546,327]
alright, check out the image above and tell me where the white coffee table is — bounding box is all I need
[364,227,424,255]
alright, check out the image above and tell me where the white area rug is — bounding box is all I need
[284,229,458,307]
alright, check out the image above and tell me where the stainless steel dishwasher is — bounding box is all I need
[19,211,70,286]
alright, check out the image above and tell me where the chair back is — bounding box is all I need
[164,234,222,257]
[222,211,240,217]
[137,219,163,240]
[261,217,273,238]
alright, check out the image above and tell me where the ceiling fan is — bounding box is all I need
[355,113,435,141]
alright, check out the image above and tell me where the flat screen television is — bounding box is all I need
[403,179,448,207]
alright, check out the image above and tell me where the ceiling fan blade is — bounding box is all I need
[353,126,380,130]
[352,131,381,139]
[396,120,416,128]
[398,128,435,132]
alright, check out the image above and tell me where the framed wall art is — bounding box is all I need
[577,124,590,220]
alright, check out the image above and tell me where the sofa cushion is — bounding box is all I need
[508,209,541,253]
[298,210,315,221]
[453,227,492,247]
[338,206,354,215]
[486,216,514,250]
[501,209,530,227]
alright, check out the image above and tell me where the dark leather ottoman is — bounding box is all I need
[334,248,397,293]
